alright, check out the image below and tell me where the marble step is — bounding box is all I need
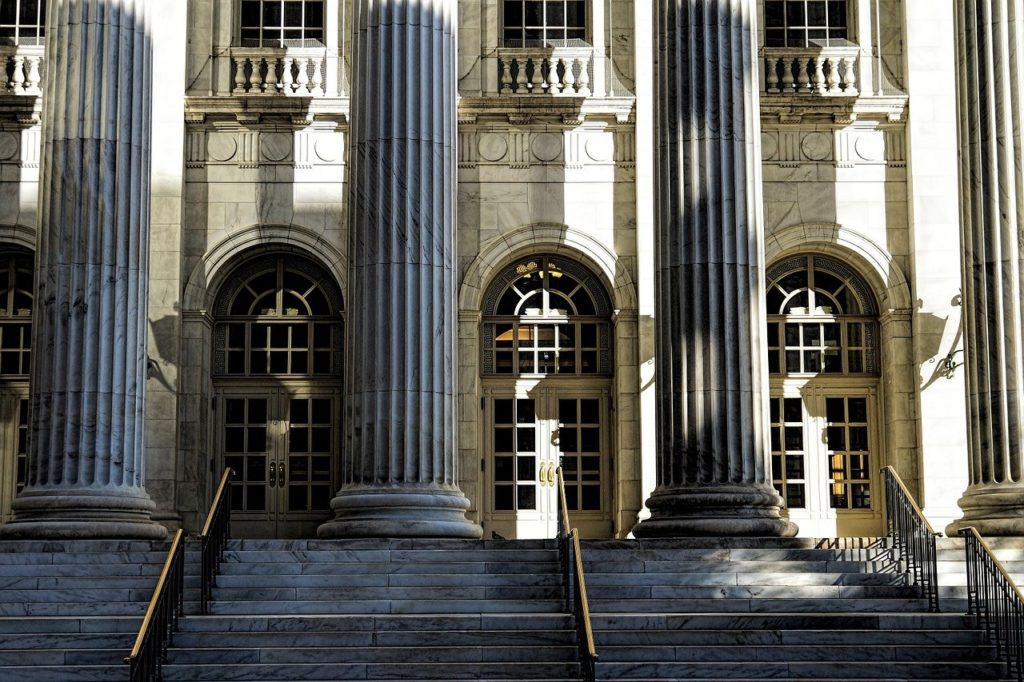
[0,665,126,681]
[584,571,905,587]
[0,601,149,616]
[206,598,566,615]
[587,597,931,613]
[224,539,556,551]
[159,662,580,680]
[171,629,576,648]
[0,632,137,649]
[585,585,917,599]
[179,614,573,632]
[589,613,977,630]
[582,547,893,562]
[582,538,887,550]
[213,572,562,588]
[595,644,995,662]
[0,587,157,603]
[165,644,578,665]
[218,549,558,563]
[0,551,183,565]
[0,615,142,634]
[0,575,201,589]
[583,559,873,573]
[594,628,988,646]
[217,561,560,576]
[209,586,562,601]
[595,660,1006,679]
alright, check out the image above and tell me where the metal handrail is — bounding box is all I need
[960,527,1024,681]
[125,529,185,682]
[881,466,940,611]
[556,467,598,682]
[200,468,233,614]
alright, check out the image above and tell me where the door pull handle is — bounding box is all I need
[279,463,286,488]
[547,465,556,487]
[269,461,276,486]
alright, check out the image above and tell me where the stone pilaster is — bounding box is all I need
[947,0,1024,536]
[317,0,481,538]
[632,0,796,537]
[1,0,165,539]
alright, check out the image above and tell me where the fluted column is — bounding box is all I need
[947,0,1024,536]
[1,0,165,539]
[633,0,796,537]
[317,0,480,538]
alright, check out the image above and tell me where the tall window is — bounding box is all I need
[481,256,612,377]
[502,0,586,46]
[240,0,324,47]
[213,254,342,377]
[766,255,879,519]
[0,0,45,46]
[764,0,848,47]
[0,250,32,524]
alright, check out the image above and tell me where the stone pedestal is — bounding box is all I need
[1,0,165,540]
[947,0,1024,536]
[633,0,796,538]
[317,0,480,538]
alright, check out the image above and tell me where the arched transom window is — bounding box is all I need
[482,256,612,376]
[0,251,33,377]
[213,254,343,377]
[766,254,879,376]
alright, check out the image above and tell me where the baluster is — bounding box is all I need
[248,57,262,93]
[282,56,295,94]
[562,57,576,94]
[233,56,247,94]
[796,56,811,94]
[9,56,24,93]
[547,56,561,94]
[25,56,40,93]
[781,57,796,94]
[529,58,543,94]
[842,56,858,96]
[765,57,780,94]
[264,56,279,93]
[310,56,324,96]
[514,56,527,94]
[576,56,591,96]
[500,58,512,94]
[825,57,841,94]
[295,56,311,94]
[812,56,826,95]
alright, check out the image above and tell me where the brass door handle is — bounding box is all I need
[546,464,556,486]
[539,463,550,487]
[279,461,286,488]
[269,461,276,486]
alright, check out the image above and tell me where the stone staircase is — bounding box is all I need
[936,536,1024,612]
[0,536,1013,681]
[162,539,579,681]
[582,538,1006,681]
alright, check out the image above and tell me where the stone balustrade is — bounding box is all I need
[1,46,43,96]
[497,45,594,96]
[230,46,327,96]
[762,45,861,97]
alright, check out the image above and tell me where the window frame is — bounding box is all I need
[500,0,589,47]
[763,0,851,48]
[238,0,326,48]
[0,0,46,47]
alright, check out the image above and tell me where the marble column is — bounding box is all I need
[947,0,1024,536]
[1,0,165,539]
[633,0,796,537]
[317,0,481,538]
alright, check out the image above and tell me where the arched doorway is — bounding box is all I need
[212,253,344,538]
[0,249,32,525]
[765,254,883,536]
[480,255,614,539]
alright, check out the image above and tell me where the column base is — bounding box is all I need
[318,484,483,538]
[632,483,799,537]
[0,487,167,540]
[945,482,1024,536]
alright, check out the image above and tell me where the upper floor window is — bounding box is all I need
[502,0,586,46]
[764,0,848,47]
[0,0,45,46]
[240,0,324,48]
[482,256,612,377]
[0,251,32,377]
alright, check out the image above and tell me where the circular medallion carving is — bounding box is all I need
[315,135,340,163]
[585,134,613,162]
[761,131,778,161]
[477,133,509,162]
[0,132,18,161]
[800,132,832,161]
[855,134,885,161]
[531,132,563,162]
[260,133,292,162]
[207,133,237,162]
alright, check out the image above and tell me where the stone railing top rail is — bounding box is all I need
[0,44,44,55]
[229,45,327,58]
[760,43,861,58]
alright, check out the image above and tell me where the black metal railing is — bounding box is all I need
[961,526,1024,681]
[556,467,598,682]
[125,529,186,682]
[881,466,940,611]
[200,468,233,614]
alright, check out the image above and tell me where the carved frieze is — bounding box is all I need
[184,126,346,170]
[761,125,906,169]
[454,127,634,169]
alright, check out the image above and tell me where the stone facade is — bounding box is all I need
[0,0,1014,538]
